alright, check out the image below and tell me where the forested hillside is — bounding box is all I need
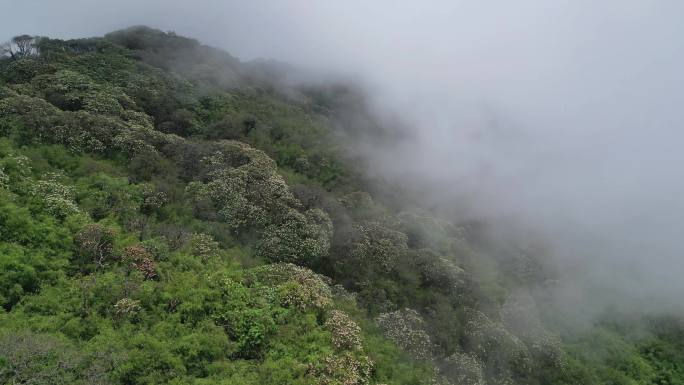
[0,27,683,385]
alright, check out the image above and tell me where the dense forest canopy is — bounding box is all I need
[0,26,683,385]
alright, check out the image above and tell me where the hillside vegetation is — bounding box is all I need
[0,27,683,385]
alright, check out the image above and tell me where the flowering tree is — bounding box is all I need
[500,292,565,368]
[350,222,408,273]
[188,142,333,266]
[31,173,81,219]
[308,352,373,385]
[256,208,332,265]
[438,351,485,385]
[74,224,116,271]
[325,310,363,351]
[189,232,219,259]
[462,308,532,382]
[377,308,432,360]
[250,263,333,311]
[122,245,157,280]
[186,143,297,231]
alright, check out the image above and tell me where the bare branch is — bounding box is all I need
[11,35,35,58]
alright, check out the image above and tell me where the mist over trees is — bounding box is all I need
[0,24,683,385]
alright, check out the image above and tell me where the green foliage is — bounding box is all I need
[0,330,108,385]
[0,26,681,385]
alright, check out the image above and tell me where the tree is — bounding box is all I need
[74,224,116,271]
[1,35,36,59]
[188,233,219,259]
[438,352,485,385]
[349,222,408,273]
[256,208,332,265]
[251,263,333,310]
[325,310,363,351]
[461,308,532,382]
[31,174,81,220]
[12,35,36,58]
[377,308,432,360]
[122,245,157,280]
[186,141,302,232]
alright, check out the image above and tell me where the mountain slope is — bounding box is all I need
[1,27,683,385]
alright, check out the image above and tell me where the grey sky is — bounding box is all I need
[4,0,684,311]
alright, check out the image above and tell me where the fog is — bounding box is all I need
[4,1,684,314]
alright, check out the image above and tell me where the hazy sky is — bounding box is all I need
[4,0,684,311]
